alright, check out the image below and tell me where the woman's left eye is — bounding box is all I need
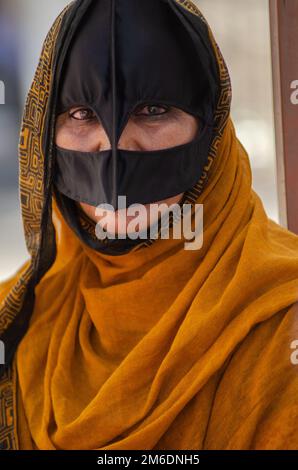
[69,108,96,121]
[134,104,170,117]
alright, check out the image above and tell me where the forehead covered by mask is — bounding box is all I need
[57,0,217,136]
[54,0,220,210]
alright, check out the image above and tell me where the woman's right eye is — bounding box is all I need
[69,108,96,121]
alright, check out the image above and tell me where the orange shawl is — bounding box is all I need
[14,115,298,449]
[0,0,297,450]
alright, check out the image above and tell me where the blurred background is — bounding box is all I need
[0,0,278,281]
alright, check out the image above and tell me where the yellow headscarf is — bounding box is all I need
[0,0,298,450]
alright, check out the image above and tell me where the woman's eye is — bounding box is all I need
[69,108,96,121]
[134,104,170,117]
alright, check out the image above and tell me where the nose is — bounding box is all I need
[95,127,112,152]
[117,120,143,151]
[95,118,143,152]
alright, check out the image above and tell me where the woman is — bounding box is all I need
[0,0,298,450]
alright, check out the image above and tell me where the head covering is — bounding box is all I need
[53,0,218,254]
[0,0,298,450]
[54,0,217,208]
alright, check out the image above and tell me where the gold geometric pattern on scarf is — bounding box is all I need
[0,4,71,451]
[174,0,204,19]
[0,368,16,450]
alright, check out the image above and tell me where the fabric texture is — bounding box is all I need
[0,0,297,450]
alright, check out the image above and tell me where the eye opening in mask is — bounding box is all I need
[54,100,212,154]
[54,119,212,158]
[60,103,172,124]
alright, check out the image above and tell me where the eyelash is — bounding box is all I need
[134,104,170,118]
[69,105,170,122]
[69,109,96,121]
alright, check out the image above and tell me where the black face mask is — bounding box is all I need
[53,0,219,212]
